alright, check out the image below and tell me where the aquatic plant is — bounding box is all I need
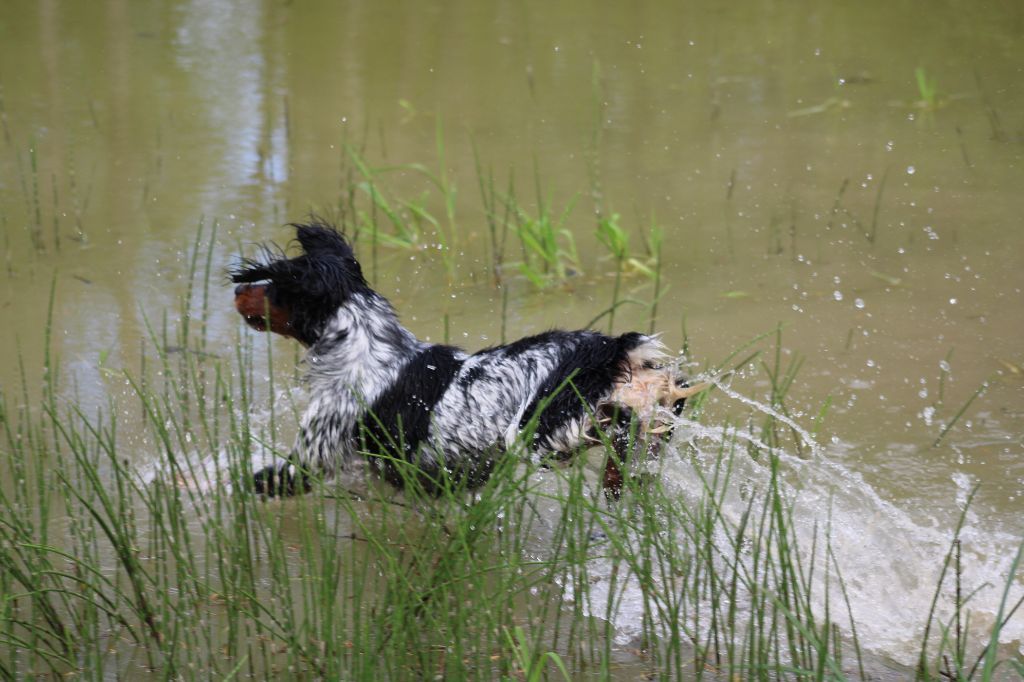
[915,67,940,111]
[595,211,627,332]
[472,139,514,287]
[344,133,459,281]
[644,220,665,334]
[503,164,581,289]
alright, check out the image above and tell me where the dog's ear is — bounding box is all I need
[293,223,354,259]
[292,222,366,289]
[229,258,273,284]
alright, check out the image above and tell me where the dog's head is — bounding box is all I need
[230,221,367,347]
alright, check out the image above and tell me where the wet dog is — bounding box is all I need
[231,221,697,497]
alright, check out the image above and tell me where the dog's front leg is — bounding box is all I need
[253,457,313,497]
[253,407,348,497]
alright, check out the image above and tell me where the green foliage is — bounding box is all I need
[506,182,581,289]
[596,212,627,332]
[643,220,665,334]
[595,211,627,260]
[504,625,571,682]
[343,141,459,280]
[915,67,939,110]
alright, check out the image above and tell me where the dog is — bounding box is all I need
[231,221,699,498]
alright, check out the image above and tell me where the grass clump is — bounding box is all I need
[504,164,582,290]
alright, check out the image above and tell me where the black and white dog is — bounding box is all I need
[231,222,697,498]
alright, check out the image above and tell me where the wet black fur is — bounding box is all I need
[517,330,647,445]
[358,344,469,492]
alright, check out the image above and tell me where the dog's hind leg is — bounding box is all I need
[598,405,646,501]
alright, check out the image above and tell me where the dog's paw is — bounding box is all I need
[253,462,312,497]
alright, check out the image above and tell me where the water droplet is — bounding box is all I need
[854,298,865,309]
[906,165,916,175]
[833,290,844,301]
[949,298,957,305]
[921,405,935,426]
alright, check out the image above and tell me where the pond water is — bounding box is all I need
[1,0,1021,671]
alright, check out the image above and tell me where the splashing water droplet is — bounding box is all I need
[920,405,936,425]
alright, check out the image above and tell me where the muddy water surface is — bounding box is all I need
[1,0,1022,668]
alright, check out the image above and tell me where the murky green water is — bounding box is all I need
[1,0,1022,669]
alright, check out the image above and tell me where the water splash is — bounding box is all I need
[575,388,1024,667]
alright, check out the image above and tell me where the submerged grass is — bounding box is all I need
[1,232,1021,680]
